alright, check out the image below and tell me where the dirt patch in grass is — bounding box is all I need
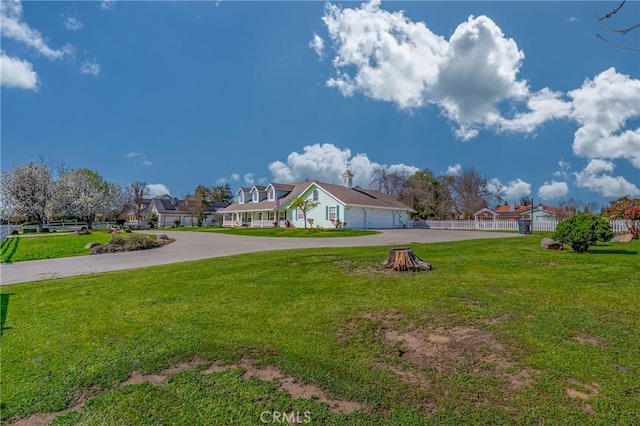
[482,314,512,325]
[13,357,362,425]
[565,378,601,414]
[383,326,537,390]
[204,358,362,414]
[335,260,415,277]
[565,378,600,400]
[120,359,202,386]
[525,260,561,267]
[344,311,538,394]
[570,334,603,346]
[11,413,58,426]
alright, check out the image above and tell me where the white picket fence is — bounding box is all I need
[412,219,630,233]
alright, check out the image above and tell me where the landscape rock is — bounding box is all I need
[541,238,563,250]
[85,242,101,249]
[157,234,169,240]
[611,234,633,243]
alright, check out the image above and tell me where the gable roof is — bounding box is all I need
[270,183,295,191]
[220,180,412,213]
[152,197,229,215]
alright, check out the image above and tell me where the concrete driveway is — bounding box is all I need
[0,229,519,285]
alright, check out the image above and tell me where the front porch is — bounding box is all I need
[222,211,291,228]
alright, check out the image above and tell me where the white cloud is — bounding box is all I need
[146,183,170,198]
[215,177,227,185]
[230,173,240,182]
[124,151,152,166]
[268,143,419,188]
[321,1,564,138]
[0,0,72,59]
[100,0,116,11]
[80,60,100,76]
[0,50,38,90]
[446,164,461,176]
[574,159,640,197]
[553,159,571,178]
[537,181,569,200]
[489,177,531,201]
[63,15,83,31]
[309,33,325,58]
[244,173,255,185]
[502,178,532,200]
[318,1,638,149]
[323,0,446,110]
[498,87,572,133]
[569,68,640,168]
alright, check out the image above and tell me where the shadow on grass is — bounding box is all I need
[1,293,13,337]
[587,249,638,255]
[0,237,19,263]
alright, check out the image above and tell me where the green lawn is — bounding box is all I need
[167,226,379,237]
[0,232,113,263]
[1,237,639,424]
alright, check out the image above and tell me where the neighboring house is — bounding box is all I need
[474,203,561,221]
[147,194,229,227]
[124,198,152,224]
[219,170,414,229]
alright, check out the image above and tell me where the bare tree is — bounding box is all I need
[181,194,201,227]
[0,163,53,231]
[371,166,410,197]
[597,0,639,51]
[125,181,150,224]
[557,197,583,219]
[446,168,504,219]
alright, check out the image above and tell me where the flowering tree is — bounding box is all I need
[289,197,319,229]
[0,163,53,231]
[603,196,640,238]
[55,169,124,229]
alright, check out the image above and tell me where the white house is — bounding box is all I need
[219,170,414,229]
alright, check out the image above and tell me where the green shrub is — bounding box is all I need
[553,212,613,253]
[110,235,127,246]
[125,234,159,250]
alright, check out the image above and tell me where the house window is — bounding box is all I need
[278,211,285,221]
[252,192,258,202]
[268,188,275,201]
[239,193,244,204]
[297,209,304,220]
[328,206,336,220]
[312,189,319,201]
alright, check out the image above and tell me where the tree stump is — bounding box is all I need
[382,248,432,272]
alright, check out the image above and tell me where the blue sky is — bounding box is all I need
[1,0,639,206]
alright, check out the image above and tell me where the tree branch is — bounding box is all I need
[598,0,627,21]
[596,33,640,51]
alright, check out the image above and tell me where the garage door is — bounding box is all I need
[347,208,365,229]
[369,210,394,228]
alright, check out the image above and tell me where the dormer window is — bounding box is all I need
[268,188,275,201]
[238,193,244,204]
[312,189,319,202]
[252,191,258,203]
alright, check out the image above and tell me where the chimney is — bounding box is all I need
[341,168,354,189]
